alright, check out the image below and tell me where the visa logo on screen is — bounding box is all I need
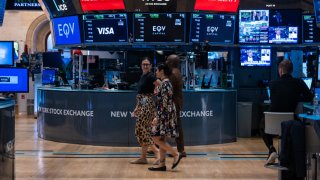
[97,27,115,35]
[53,16,81,45]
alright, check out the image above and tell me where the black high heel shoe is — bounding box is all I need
[148,166,166,171]
[172,153,183,169]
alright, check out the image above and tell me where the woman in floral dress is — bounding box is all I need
[148,63,183,171]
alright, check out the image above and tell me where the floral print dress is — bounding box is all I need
[151,79,178,138]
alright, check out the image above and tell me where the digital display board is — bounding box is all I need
[82,14,128,44]
[240,46,271,67]
[133,13,186,44]
[302,15,320,44]
[239,9,300,44]
[0,67,29,93]
[52,16,81,46]
[190,13,235,44]
[6,0,42,10]
[239,10,269,44]
[80,0,125,11]
[0,41,14,66]
[194,0,239,12]
[42,0,82,18]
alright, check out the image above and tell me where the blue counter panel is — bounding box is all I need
[37,88,237,146]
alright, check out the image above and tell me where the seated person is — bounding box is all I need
[90,71,105,89]
[260,60,313,165]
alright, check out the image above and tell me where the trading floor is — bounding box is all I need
[15,115,277,179]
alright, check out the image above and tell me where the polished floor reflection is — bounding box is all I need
[15,115,277,179]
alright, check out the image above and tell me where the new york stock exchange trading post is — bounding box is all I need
[35,0,238,147]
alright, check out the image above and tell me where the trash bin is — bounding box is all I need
[0,99,15,180]
[237,102,252,137]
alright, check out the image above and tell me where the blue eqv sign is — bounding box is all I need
[52,16,81,45]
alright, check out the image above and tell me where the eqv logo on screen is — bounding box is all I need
[53,16,81,45]
[152,26,166,35]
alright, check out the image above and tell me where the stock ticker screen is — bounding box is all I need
[189,13,235,44]
[133,13,186,44]
[82,14,128,44]
[302,15,320,44]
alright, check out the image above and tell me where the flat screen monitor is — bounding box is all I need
[189,13,235,44]
[42,0,82,18]
[0,41,14,66]
[42,69,56,85]
[239,10,269,44]
[268,26,298,44]
[133,13,186,44]
[0,67,29,93]
[302,15,320,44]
[240,46,271,67]
[82,14,128,44]
[301,77,312,89]
[80,0,125,11]
[52,16,81,46]
[314,0,320,24]
[268,9,300,44]
[194,0,240,12]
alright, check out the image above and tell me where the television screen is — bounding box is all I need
[268,9,300,44]
[268,26,298,44]
[82,14,128,44]
[239,10,269,43]
[189,13,235,44]
[0,41,14,66]
[42,69,56,85]
[133,13,186,44]
[302,15,320,44]
[0,67,29,93]
[194,0,240,12]
[240,47,271,67]
[42,0,82,18]
[52,16,81,46]
[80,0,125,12]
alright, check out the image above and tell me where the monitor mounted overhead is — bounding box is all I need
[82,13,129,44]
[194,0,240,12]
[189,13,236,44]
[0,41,14,67]
[80,0,125,12]
[133,13,186,44]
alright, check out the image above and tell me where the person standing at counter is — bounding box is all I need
[260,59,313,165]
[131,57,160,165]
[166,54,186,157]
[148,63,183,171]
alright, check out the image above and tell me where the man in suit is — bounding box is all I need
[260,60,313,165]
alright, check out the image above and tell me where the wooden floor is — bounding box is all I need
[15,115,277,179]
